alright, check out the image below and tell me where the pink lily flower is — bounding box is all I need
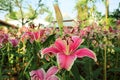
[79,30,87,38]
[0,33,9,48]
[9,39,19,47]
[33,29,45,41]
[42,36,97,71]
[21,29,45,43]
[21,31,34,43]
[29,66,59,80]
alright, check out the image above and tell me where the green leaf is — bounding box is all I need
[71,64,81,80]
[53,3,63,36]
[42,34,55,47]
[80,75,85,80]
[9,11,18,20]
[108,68,120,72]
[26,5,37,20]
[23,56,34,73]
[113,47,120,52]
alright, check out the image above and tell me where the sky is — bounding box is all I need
[0,0,120,20]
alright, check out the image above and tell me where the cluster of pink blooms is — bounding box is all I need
[28,25,119,80]
[0,31,19,48]
[30,36,97,80]
[1,26,98,80]
[63,26,94,38]
[0,27,46,48]
[21,29,45,43]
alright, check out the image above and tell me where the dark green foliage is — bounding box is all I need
[42,33,56,47]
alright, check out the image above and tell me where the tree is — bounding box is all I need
[75,0,89,21]
[0,0,13,12]
[0,0,51,27]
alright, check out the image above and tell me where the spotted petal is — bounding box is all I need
[70,36,83,52]
[57,53,77,71]
[29,68,45,80]
[75,48,97,62]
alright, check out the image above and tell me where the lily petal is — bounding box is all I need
[22,32,34,43]
[46,66,59,79]
[57,53,77,71]
[34,31,39,40]
[29,32,35,43]
[9,39,19,47]
[42,47,60,55]
[70,36,83,52]
[47,75,59,80]
[39,29,45,37]
[29,68,45,80]
[55,38,66,53]
[75,48,97,62]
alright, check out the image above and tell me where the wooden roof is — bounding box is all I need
[0,19,18,29]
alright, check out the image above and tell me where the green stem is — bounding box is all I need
[87,39,93,80]
[0,67,1,79]
[64,70,70,80]
[113,52,118,80]
[59,27,63,37]
[104,45,107,80]
[23,56,34,74]
[7,43,10,67]
[0,50,5,79]
[89,60,93,80]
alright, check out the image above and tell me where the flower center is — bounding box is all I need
[65,45,70,55]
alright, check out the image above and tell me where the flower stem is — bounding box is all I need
[114,51,118,80]
[0,49,5,79]
[104,44,107,80]
[89,60,93,80]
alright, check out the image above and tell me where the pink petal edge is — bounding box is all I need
[47,75,59,80]
[29,68,45,80]
[41,47,59,54]
[46,66,59,79]
[75,48,97,62]
[70,36,83,51]
[41,47,59,58]
[55,38,67,53]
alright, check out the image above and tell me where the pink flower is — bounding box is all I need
[0,33,9,48]
[42,36,97,71]
[21,31,33,43]
[63,26,79,36]
[21,29,45,43]
[9,39,19,47]
[79,30,87,38]
[79,26,92,38]
[109,26,117,33]
[33,29,45,41]
[84,26,91,32]
[29,66,59,80]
